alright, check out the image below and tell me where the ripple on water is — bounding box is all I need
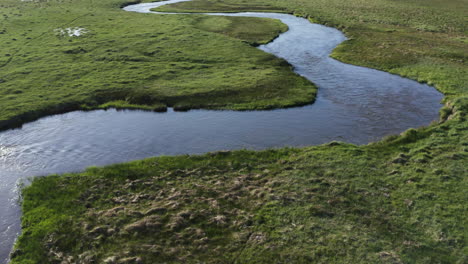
[0,0,443,262]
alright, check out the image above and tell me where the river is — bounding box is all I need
[0,0,442,262]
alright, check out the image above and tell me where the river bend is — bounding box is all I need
[0,0,442,262]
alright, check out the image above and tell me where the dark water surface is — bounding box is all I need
[0,0,442,262]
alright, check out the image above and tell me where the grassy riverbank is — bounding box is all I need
[13,111,467,263]
[9,0,468,263]
[155,0,468,101]
[0,0,311,130]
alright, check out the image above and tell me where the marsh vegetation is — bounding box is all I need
[0,0,312,130]
[3,0,467,263]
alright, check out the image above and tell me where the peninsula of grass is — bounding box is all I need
[154,0,468,101]
[8,0,468,263]
[0,0,310,130]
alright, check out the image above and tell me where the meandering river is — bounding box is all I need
[0,0,442,262]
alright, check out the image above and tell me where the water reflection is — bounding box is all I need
[0,0,443,262]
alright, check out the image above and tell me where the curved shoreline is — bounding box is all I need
[1,0,444,262]
[0,0,446,133]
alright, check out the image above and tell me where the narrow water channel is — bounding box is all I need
[0,0,442,262]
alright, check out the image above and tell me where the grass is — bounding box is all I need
[8,0,468,263]
[0,0,313,130]
[154,0,285,13]
[12,109,467,263]
[154,0,468,101]
[192,15,288,46]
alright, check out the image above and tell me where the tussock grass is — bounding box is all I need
[13,109,467,263]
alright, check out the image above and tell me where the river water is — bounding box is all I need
[0,0,442,262]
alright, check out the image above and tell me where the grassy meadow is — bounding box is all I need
[13,113,467,263]
[156,0,467,100]
[0,0,312,130]
[7,0,468,263]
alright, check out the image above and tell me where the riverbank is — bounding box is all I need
[8,0,468,263]
[0,0,311,131]
[13,109,467,262]
[156,0,467,101]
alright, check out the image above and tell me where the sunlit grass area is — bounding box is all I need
[7,0,468,263]
[0,0,312,130]
[14,110,467,262]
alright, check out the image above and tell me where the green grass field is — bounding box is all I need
[0,0,312,130]
[8,0,468,263]
[156,0,468,100]
[13,114,467,263]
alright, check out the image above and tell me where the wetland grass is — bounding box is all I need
[0,0,312,130]
[7,0,468,263]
